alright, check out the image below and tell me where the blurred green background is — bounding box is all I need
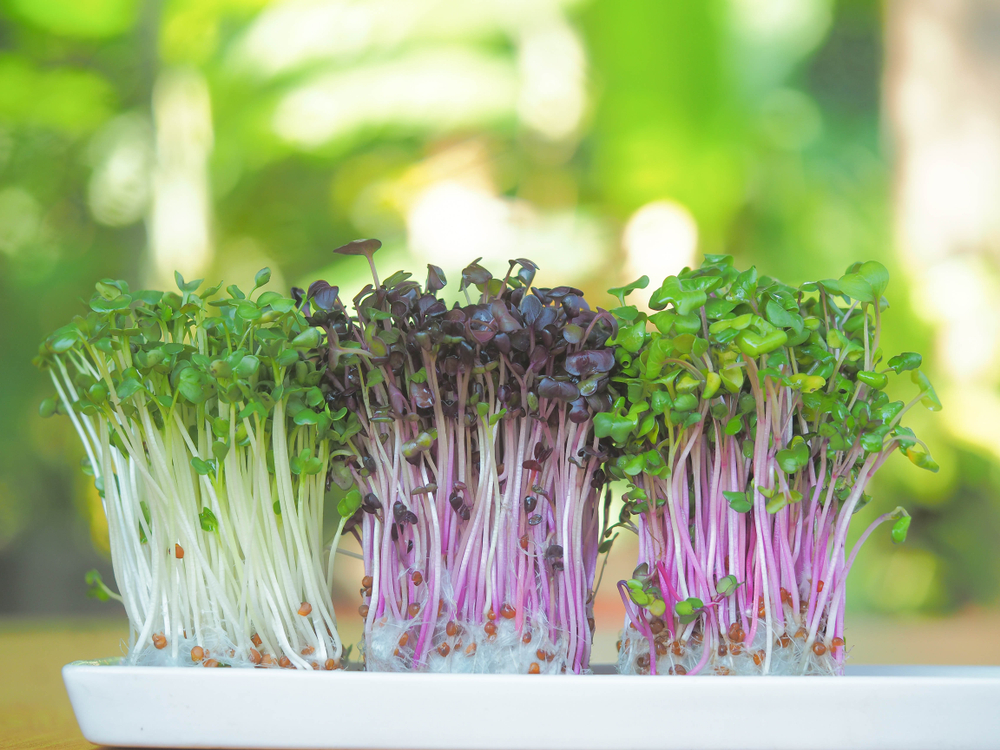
[1,0,999,655]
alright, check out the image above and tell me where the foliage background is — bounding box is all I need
[1,0,998,633]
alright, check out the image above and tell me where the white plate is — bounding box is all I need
[63,660,1000,749]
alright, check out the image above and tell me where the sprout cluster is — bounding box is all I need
[37,245,937,678]
[35,271,357,669]
[303,241,616,674]
[601,257,939,676]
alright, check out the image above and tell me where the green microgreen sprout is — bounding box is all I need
[600,256,939,676]
[36,270,355,670]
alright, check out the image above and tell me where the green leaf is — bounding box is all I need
[116,378,144,400]
[891,514,911,544]
[838,261,888,304]
[646,598,666,617]
[888,352,922,374]
[291,327,322,350]
[716,575,739,597]
[191,457,214,475]
[910,370,942,411]
[736,329,787,358]
[649,276,706,315]
[39,397,57,418]
[199,506,219,533]
[674,597,704,616]
[608,276,649,306]
[857,371,888,390]
[764,299,799,330]
[235,355,260,378]
[906,447,940,473]
[724,490,752,513]
[236,302,261,321]
[85,569,114,602]
[254,267,272,289]
[765,495,788,514]
[174,271,203,293]
[293,409,321,426]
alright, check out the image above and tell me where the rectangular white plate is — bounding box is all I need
[64,661,1000,750]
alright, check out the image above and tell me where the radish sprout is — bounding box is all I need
[600,258,939,676]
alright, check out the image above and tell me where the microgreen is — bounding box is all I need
[306,249,617,674]
[603,257,939,676]
[35,271,355,669]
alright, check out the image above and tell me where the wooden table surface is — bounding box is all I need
[3,612,999,749]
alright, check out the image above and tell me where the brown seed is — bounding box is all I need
[251,633,262,647]
[298,602,312,616]
[278,656,292,668]
[519,534,529,551]
[500,603,516,619]
[522,631,532,644]
[249,648,262,665]
[261,654,273,665]
[446,621,458,637]
[670,641,684,657]
[454,640,463,651]
[636,653,650,669]
[670,665,687,675]
[175,543,184,559]
[655,641,668,656]
[616,639,622,652]
[780,587,791,604]
[730,644,743,656]
[411,571,423,586]
[484,622,497,636]
[438,599,445,615]
[752,649,765,667]
[359,604,369,618]
[717,644,728,657]
[301,645,314,655]
[190,646,204,662]
[310,662,320,670]
[545,651,554,662]
[437,643,451,657]
[536,648,547,661]
[778,634,791,648]
[362,576,373,588]
[325,659,337,670]
[649,618,664,635]
[465,642,477,656]
[794,627,808,640]
[398,633,409,648]
[528,662,540,674]
[812,642,827,656]
[406,603,420,617]
[831,636,845,653]
[715,666,731,676]
[152,633,167,650]
[817,580,825,593]
[203,659,219,668]
[486,607,496,621]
